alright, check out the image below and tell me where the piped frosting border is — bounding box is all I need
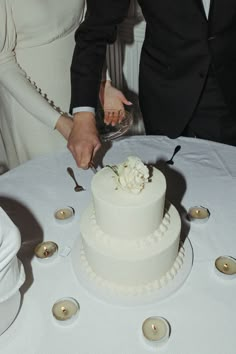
[79,244,185,296]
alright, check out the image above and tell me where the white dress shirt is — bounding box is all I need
[73,0,211,114]
[202,0,210,17]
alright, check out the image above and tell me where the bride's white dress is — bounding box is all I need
[0,0,85,169]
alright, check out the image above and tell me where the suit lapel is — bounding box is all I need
[208,0,214,20]
[194,0,208,20]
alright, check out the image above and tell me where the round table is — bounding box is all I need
[0,136,235,354]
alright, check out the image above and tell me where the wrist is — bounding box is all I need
[73,112,96,130]
[73,111,95,121]
[56,115,73,140]
[104,80,112,88]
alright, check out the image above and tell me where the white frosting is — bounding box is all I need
[80,202,181,286]
[91,165,166,239]
[79,243,185,296]
[77,160,183,294]
[88,206,171,254]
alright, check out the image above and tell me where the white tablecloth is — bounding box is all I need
[0,136,235,354]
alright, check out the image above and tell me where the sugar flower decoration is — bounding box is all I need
[107,156,149,194]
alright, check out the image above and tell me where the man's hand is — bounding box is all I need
[100,81,132,126]
[67,112,101,169]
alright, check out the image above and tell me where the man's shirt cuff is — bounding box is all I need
[72,107,95,115]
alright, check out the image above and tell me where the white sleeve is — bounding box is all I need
[0,0,60,129]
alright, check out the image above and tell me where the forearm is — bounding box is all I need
[55,115,74,140]
[70,0,130,111]
[101,57,112,83]
[0,0,63,131]
[0,59,60,129]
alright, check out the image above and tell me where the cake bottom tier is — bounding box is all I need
[78,203,183,289]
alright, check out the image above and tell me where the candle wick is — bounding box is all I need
[151,324,157,332]
[61,306,68,315]
[223,263,229,271]
[43,247,50,257]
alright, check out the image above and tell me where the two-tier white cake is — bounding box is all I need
[76,156,185,296]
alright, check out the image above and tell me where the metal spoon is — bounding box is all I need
[67,167,85,192]
[166,145,181,165]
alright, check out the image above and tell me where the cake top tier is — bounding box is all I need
[92,157,166,207]
[91,157,166,238]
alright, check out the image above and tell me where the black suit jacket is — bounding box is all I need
[70,0,236,137]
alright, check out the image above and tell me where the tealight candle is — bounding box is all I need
[54,207,75,223]
[52,297,80,324]
[34,241,58,261]
[214,256,236,279]
[142,316,170,348]
[187,206,210,223]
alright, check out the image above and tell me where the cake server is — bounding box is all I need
[89,161,98,174]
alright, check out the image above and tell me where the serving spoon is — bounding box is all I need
[67,167,85,192]
[166,145,181,165]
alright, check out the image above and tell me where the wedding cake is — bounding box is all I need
[77,156,184,296]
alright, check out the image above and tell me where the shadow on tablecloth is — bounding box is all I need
[0,196,43,302]
[154,159,190,244]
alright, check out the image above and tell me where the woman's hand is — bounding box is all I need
[99,81,132,126]
[55,115,73,140]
